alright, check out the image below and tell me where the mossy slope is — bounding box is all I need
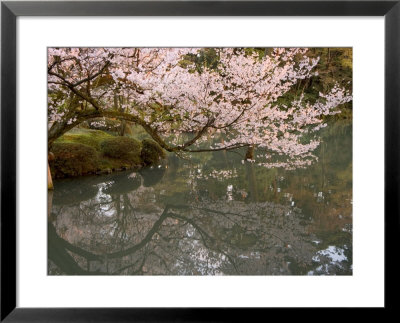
[49,129,165,178]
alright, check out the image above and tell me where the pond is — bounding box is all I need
[48,121,352,275]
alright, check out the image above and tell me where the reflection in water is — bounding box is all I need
[48,122,352,275]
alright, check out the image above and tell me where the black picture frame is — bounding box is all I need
[1,0,398,321]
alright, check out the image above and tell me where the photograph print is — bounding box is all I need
[47,47,352,275]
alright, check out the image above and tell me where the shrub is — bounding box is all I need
[100,136,142,165]
[50,142,99,178]
[141,139,166,165]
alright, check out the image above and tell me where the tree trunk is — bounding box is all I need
[245,146,254,160]
[119,120,126,136]
[48,163,54,190]
[118,95,126,136]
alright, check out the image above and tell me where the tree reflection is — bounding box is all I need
[49,173,341,275]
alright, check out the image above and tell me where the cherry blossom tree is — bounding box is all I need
[48,47,352,168]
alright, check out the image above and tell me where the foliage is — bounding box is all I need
[193,47,353,119]
[311,48,352,90]
[50,142,99,178]
[275,48,352,118]
[100,137,142,165]
[141,139,166,165]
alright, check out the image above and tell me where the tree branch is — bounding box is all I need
[184,143,250,153]
[72,61,110,87]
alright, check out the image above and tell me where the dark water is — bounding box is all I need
[48,121,352,275]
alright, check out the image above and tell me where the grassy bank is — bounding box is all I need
[49,128,165,179]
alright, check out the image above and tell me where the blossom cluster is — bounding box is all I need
[48,47,352,168]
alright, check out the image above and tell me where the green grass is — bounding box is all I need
[54,128,114,150]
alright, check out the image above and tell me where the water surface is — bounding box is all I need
[48,121,352,275]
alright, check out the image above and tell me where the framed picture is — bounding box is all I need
[1,0,397,320]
